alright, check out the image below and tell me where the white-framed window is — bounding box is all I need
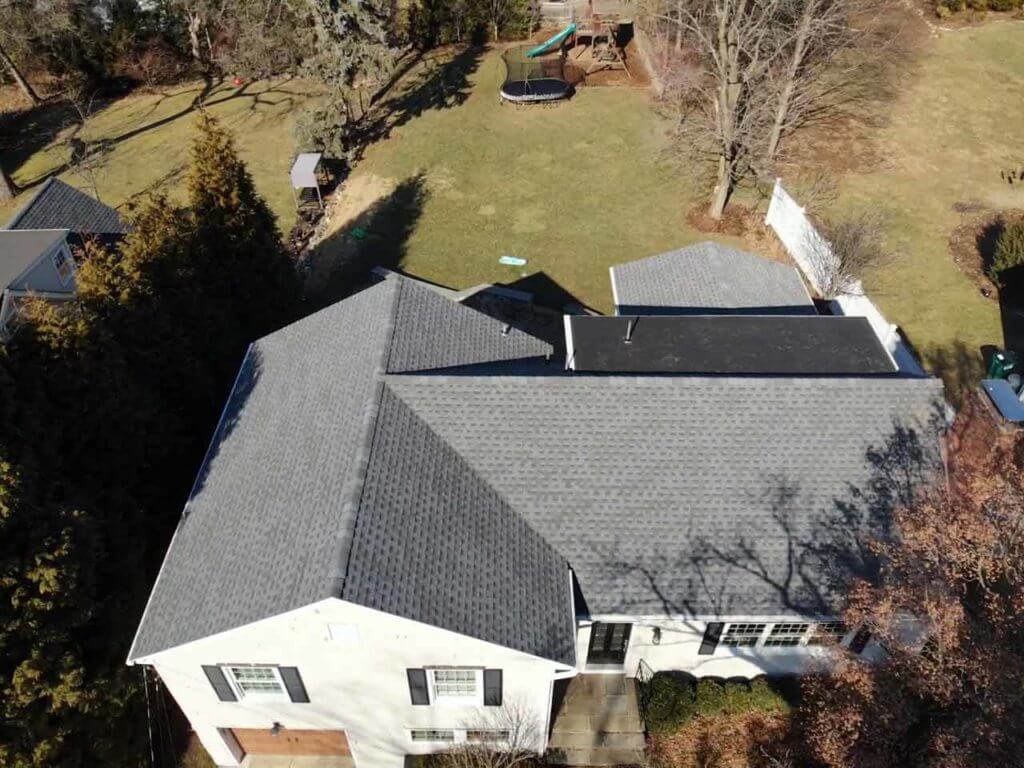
[720,623,767,648]
[52,247,75,286]
[806,621,848,646]
[223,665,288,701]
[466,730,509,743]
[763,622,811,647]
[430,669,481,705]
[411,729,456,742]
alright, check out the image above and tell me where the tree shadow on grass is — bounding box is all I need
[302,173,428,311]
[352,44,486,161]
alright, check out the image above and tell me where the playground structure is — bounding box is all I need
[499,1,635,103]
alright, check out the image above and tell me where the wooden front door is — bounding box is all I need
[587,622,632,666]
[231,728,350,757]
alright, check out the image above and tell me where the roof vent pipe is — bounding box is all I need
[624,317,637,344]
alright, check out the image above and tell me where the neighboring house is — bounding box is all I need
[127,244,945,768]
[1,177,127,338]
[0,229,76,337]
[4,176,127,245]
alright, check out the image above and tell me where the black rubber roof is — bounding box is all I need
[568,315,896,375]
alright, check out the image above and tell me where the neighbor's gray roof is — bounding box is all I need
[4,177,126,235]
[611,242,814,315]
[0,229,68,288]
[290,153,322,189]
[130,275,943,664]
[128,277,563,663]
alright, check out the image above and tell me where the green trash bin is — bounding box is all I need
[987,350,1017,379]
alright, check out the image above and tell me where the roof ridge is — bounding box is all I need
[326,278,405,599]
[382,378,574,567]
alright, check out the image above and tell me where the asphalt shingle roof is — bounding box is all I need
[130,273,943,665]
[611,242,815,315]
[128,277,561,662]
[4,178,126,235]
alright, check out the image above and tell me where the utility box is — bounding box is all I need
[987,350,1017,380]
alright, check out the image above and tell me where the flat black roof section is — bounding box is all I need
[568,315,896,375]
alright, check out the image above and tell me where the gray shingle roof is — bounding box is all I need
[0,229,68,288]
[611,242,814,315]
[130,273,944,665]
[386,375,944,616]
[128,277,561,663]
[4,178,126,235]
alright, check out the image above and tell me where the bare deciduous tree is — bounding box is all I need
[804,209,891,298]
[659,0,784,219]
[63,82,106,203]
[0,39,38,104]
[435,699,542,768]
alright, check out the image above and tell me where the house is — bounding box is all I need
[127,244,944,768]
[0,229,77,336]
[1,178,127,337]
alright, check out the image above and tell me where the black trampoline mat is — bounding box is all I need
[500,78,572,102]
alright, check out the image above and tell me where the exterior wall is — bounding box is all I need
[576,616,865,679]
[10,239,76,294]
[137,599,571,768]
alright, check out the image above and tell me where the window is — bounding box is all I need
[466,730,509,743]
[763,622,810,647]
[411,730,455,742]
[224,666,287,700]
[720,623,767,648]
[431,669,479,701]
[806,622,848,646]
[52,248,74,285]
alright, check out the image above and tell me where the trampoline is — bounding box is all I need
[500,46,573,104]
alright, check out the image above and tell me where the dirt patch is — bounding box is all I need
[686,203,755,238]
[648,711,794,768]
[948,205,1024,299]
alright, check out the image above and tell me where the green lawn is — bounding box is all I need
[311,46,731,312]
[830,22,1024,386]
[1,78,321,233]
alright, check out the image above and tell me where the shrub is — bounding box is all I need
[643,674,790,734]
[992,219,1024,276]
[988,0,1023,11]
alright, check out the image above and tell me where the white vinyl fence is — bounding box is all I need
[765,180,925,376]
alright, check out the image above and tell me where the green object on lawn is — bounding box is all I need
[499,255,527,266]
[526,24,576,58]
[351,227,368,240]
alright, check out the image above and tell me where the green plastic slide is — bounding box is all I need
[526,24,577,58]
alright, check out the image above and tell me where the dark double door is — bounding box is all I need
[586,622,632,666]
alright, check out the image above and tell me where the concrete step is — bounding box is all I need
[558,693,633,717]
[548,731,647,750]
[546,747,646,766]
[552,713,645,733]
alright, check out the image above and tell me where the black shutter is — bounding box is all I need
[483,669,503,706]
[279,667,309,703]
[407,668,430,705]
[698,622,725,655]
[202,665,237,702]
[849,627,872,654]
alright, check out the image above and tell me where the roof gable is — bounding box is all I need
[0,229,68,289]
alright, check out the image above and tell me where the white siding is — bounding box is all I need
[576,616,854,679]
[138,599,567,768]
[9,240,75,294]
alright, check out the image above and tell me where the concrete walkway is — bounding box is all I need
[546,675,645,766]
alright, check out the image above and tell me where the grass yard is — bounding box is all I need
[1,78,321,233]
[309,46,731,313]
[825,21,1024,385]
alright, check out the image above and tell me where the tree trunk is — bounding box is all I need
[766,8,812,159]
[709,155,730,219]
[0,42,40,105]
[493,21,500,42]
[0,167,16,201]
[186,10,204,64]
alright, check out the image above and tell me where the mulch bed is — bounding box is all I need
[948,205,1024,300]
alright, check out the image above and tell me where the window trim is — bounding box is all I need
[720,622,769,648]
[428,668,483,707]
[222,665,290,702]
[410,729,456,743]
[51,246,75,287]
